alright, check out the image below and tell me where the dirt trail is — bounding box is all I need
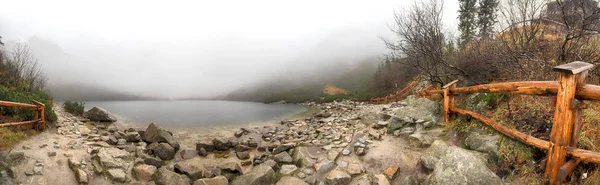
[7,105,112,185]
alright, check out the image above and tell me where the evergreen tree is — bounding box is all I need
[477,0,499,39]
[458,0,478,49]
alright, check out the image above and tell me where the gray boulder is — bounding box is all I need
[277,176,309,185]
[325,170,351,185]
[193,175,228,185]
[408,133,434,147]
[147,142,175,160]
[279,164,298,175]
[273,151,293,163]
[143,123,179,150]
[393,96,441,127]
[174,161,205,180]
[420,140,449,170]
[107,168,127,183]
[429,146,502,185]
[2,151,25,165]
[95,148,134,171]
[153,167,191,185]
[387,116,411,132]
[124,132,142,142]
[230,164,275,185]
[84,107,117,122]
[465,132,500,157]
[133,164,157,182]
[218,162,243,174]
[466,93,499,113]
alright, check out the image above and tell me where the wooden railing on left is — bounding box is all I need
[0,100,45,132]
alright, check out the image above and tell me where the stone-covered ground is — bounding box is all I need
[0,96,504,185]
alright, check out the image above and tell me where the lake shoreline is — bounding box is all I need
[80,100,308,129]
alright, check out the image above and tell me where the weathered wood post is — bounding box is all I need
[443,80,459,123]
[545,61,593,185]
[32,100,45,132]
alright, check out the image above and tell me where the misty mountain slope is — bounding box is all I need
[47,83,156,101]
[222,58,379,103]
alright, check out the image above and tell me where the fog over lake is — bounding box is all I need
[81,100,306,128]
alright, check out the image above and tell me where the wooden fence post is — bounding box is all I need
[443,80,459,123]
[546,61,593,185]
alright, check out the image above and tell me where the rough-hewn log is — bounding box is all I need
[546,72,577,185]
[443,80,458,123]
[566,147,600,164]
[450,81,559,95]
[545,62,591,185]
[558,159,580,182]
[0,120,41,127]
[450,107,550,150]
[0,101,38,108]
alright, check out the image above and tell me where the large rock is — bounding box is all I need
[134,164,157,182]
[143,123,179,150]
[408,133,434,147]
[218,162,243,174]
[95,147,134,171]
[279,164,298,175]
[230,164,275,185]
[277,176,309,185]
[74,168,89,184]
[273,151,293,163]
[393,97,441,127]
[147,142,176,160]
[124,132,142,142]
[84,107,117,122]
[325,170,351,185]
[466,93,498,113]
[2,151,25,165]
[420,140,449,170]
[387,116,411,132]
[314,160,336,173]
[196,140,215,152]
[153,167,191,185]
[429,146,502,185]
[193,175,228,185]
[174,161,204,180]
[465,132,500,157]
[107,168,127,183]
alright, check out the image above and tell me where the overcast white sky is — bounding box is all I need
[0,0,459,98]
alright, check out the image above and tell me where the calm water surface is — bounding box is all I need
[80,100,306,128]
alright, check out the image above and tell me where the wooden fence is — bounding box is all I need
[355,73,423,104]
[0,100,45,132]
[420,61,600,185]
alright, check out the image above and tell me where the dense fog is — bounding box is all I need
[0,0,458,100]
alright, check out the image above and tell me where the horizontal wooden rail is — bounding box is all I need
[0,120,41,127]
[451,107,550,150]
[565,147,600,164]
[424,82,600,102]
[451,81,559,96]
[0,101,39,108]
[451,101,600,164]
[0,100,45,132]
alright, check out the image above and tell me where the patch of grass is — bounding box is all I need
[0,128,28,149]
[63,100,85,116]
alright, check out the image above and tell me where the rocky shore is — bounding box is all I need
[0,96,504,185]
